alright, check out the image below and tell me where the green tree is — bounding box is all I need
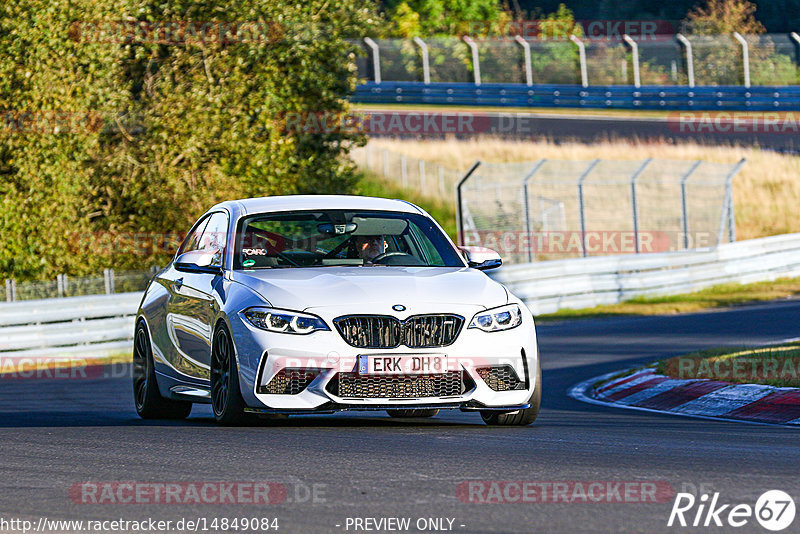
[0,0,379,279]
[685,0,798,85]
[383,0,509,38]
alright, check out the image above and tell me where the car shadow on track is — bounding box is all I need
[0,408,494,428]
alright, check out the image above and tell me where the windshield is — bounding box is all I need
[234,210,465,269]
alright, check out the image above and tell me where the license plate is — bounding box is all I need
[358,354,447,375]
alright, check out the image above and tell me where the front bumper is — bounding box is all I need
[227,303,539,413]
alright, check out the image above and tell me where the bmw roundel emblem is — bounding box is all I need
[392,304,406,312]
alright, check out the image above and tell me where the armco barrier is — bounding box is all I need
[0,293,141,361]
[489,233,800,315]
[353,82,800,111]
[3,233,800,359]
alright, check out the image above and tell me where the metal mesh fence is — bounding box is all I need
[352,144,463,199]
[584,39,630,85]
[378,39,423,82]
[476,40,525,84]
[745,34,800,86]
[687,35,744,86]
[3,268,158,302]
[635,37,687,85]
[458,158,744,264]
[355,35,800,87]
[527,40,580,84]
[426,38,473,83]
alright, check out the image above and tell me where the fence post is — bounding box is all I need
[383,149,389,177]
[577,159,600,257]
[515,36,533,86]
[413,37,431,84]
[419,159,426,191]
[109,268,116,294]
[5,279,15,302]
[462,36,481,86]
[522,160,547,263]
[680,161,703,250]
[456,161,482,246]
[629,158,653,253]
[438,166,445,197]
[676,34,695,87]
[716,159,746,246]
[363,37,381,84]
[104,268,111,294]
[791,33,800,67]
[623,34,641,88]
[570,35,588,87]
[400,154,408,188]
[57,274,65,298]
[732,32,750,88]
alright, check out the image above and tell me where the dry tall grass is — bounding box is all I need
[367,138,800,240]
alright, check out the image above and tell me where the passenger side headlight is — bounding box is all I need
[469,304,522,332]
[243,307,329,334]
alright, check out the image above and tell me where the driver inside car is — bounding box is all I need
[353,234,387,263]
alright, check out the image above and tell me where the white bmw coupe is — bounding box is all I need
[133,195,541,425]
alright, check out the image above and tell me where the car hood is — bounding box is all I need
[231,266,507,311]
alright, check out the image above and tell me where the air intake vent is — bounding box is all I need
[326,370,472,399]
[476,365,526,391]
[258,368,321,395]
[334,314,464,349]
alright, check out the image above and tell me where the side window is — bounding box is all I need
[199,212,229,267]
[409,222,445,265]
[178,216,211,256]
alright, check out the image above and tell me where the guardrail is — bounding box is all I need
[3,233,800,359]
[0,293,141,361]
[353,82,800,111]
[489,233,800,315]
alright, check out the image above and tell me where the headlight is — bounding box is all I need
[469,304,523,332]
[243,307,329,334]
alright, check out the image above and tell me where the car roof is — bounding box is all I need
[211,195,424,217]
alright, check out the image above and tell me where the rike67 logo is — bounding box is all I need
[668,490,795,531]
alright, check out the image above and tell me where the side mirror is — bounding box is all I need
[175,249,222,274]
[458,246,502,271]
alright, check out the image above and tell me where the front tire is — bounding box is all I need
[210,324,248,425]
[386,409,439,418]
[481,360,541,426]
[132,321,192,420]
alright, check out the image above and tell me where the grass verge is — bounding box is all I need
[538,277,800,321]
[657,343,800,388]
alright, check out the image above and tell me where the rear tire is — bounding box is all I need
[481,359,541,426]
[132,321,192,420]
[210,324,249,426]
[386,409,439,418]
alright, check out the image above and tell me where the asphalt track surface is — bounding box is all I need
[367,108,800,153]
[2,299,799,533]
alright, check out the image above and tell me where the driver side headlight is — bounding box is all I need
[242,307,329,334]
[469,304,523,332]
